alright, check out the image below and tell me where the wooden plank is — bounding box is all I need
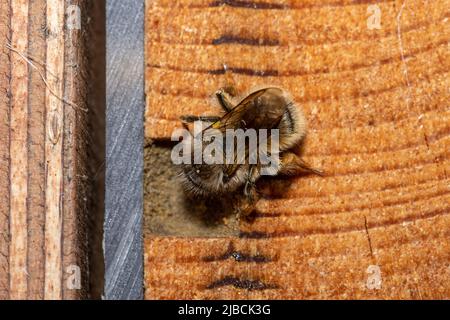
[144,0,450,299]
[0,0,101,299]
[85,0,106,300]
[9,0,29,299]
[44,0,65,299]
[27,0,47,300]
[0,0,11,301]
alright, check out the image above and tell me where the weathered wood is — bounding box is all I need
[0,0,101,299]
[144,0,450,299]
[105,0,144,300]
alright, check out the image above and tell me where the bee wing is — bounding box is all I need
[203,88,270,132]
[203,87,286,180]
[204,90,261,179]
[205,88,282,180]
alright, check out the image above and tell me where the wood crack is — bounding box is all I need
[364,216,374,257]
[206,276,279,290]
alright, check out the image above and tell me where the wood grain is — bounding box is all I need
[9,0,29,299]
[0,0,11,301]
[0,0,99,299]
[44,0,65,299]
[144,0,450,299]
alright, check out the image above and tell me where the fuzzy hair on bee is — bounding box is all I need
[178,86,321,216]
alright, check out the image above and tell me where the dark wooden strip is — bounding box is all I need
[26,0,46,300]
[62,0,91,300]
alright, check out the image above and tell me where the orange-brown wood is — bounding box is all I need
[144,0,450,299]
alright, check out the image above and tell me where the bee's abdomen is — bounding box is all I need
[278,101,307,151]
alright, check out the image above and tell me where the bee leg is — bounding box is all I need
[180,115,221,124]
[279,152,324,176]
[237,185,258,218]
[243,165,256,195]
[233,166,259,217]
[215,88,235,112]
[244,181,256,200]
[244,166,258,202]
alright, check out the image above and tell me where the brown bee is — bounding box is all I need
[178,86,321,216]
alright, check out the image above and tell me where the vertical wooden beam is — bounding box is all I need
[27,0,47,300]
[9,0,29,300]
[0,0,11,301]
[0,0,102,300]
[43,0,65,300]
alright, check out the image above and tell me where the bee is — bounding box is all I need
[178,86,322,216]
